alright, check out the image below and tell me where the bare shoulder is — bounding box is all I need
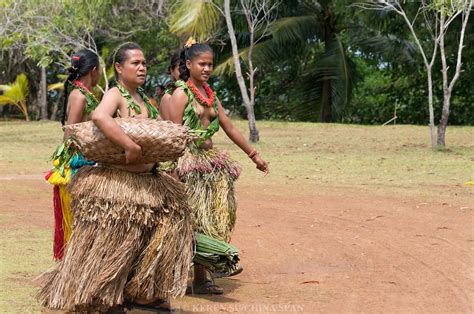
[161,93,171,102]
[68,89,86,103]
[100,87,124,105]
[171,87,190,106]
[103,86,122,99]
[172,87,187,98]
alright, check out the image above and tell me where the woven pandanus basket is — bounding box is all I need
[64,118,191,164]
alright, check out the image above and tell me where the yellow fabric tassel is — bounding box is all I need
[59,185,73,243]
[47,167,71,186]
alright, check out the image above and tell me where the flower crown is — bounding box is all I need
[184,37,197,48]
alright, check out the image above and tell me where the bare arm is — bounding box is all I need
[218,100,253,154]
[91,88,142,164]
[218,100,269,174]
[168,87,188,124]
[64,90,86,139]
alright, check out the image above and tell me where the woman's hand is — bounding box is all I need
[252,155,269,175]
[124,142,142,164]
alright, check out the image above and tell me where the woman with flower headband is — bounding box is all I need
[169,39,269,294]
[45,49,101,261]
[38,42,193,312]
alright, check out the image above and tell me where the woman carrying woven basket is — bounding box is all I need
[169,39,269,294]
[45,49,100,260]
[38,43,193,312]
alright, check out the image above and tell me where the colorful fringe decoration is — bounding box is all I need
[52,186,65,260]
[177,147,241,242]
[69,153,95,176]
[37,166,194,311]
[46,167,71,186]
[46,150,94,260]
[46,166,72,260]
[58,186,73,243]
[177,148,241,181]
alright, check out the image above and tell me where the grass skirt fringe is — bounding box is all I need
[37,166,193,311]
[177,148,241,242]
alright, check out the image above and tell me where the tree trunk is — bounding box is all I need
[436,76,450,148]
[436,10,450,148]
[102,65,109,91]
[224,0,259,142]
[247,107,259,142]
[38,66,48,120]
[320,5,336,123]
[245,6,259,142]
[437,94,450,147]
[320,79,332,122]
[426,70,436,148]
[436,2,472,147]
[50,89,63,121]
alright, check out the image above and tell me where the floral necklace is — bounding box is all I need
[186,80,215,107]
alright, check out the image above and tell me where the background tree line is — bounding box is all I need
[0,0,472,146]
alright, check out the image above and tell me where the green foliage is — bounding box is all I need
[0,74,30,120]
[169,0,222,42]
[0,0,472,126]
[429,0,469,15]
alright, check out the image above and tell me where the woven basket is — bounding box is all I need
[64,118,190,164]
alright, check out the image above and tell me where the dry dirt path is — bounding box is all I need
[0,177,472,313]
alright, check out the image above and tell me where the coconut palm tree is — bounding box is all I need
[267,0,354,122]
[0,73,29,121]
[170,0,354,122]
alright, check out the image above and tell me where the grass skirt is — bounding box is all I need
[177,148,241,242]
[38,166,193,311]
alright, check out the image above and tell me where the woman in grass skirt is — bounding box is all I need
[38,43,193,312]
[169,39,269,294]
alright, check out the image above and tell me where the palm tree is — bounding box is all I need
[170,0,354,122]
[169,0,222,42]
[0,74,29,121]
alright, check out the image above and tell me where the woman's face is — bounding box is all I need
[90,65,101,87]
[115,49,147,86]
[186,51,213,83]
[171,64,180,81]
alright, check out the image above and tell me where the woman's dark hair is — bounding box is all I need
[178,43,213,81]
[62,49,99,125]
[168,50,181,74]
[112,42,143,79]
[164,51,182,90]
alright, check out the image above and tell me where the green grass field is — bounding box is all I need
[1,120,472,194]
[0,120,472,312]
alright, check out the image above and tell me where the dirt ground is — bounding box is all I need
[1,174,472,313]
